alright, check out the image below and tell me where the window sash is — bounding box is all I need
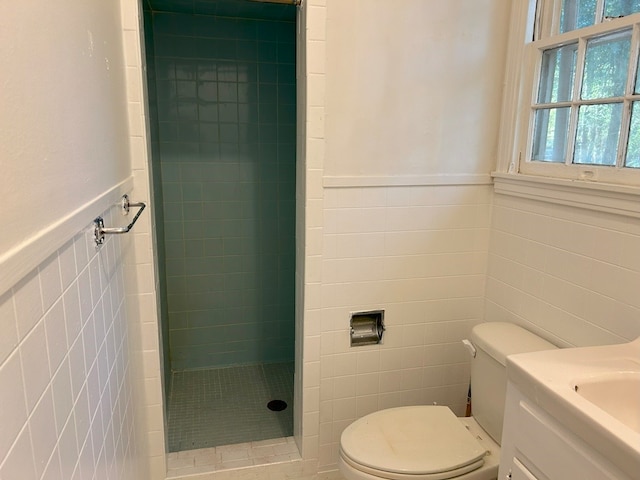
[535,0,640,39]
[517,7,640,184]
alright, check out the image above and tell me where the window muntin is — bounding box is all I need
[522,2,640,183]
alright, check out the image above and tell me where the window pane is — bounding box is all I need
[604,0,640,18]
[574,103,623,165]
[538,44,578,103]
[581,31,632,99]
[626,102,640,168]
[532,107,571,162]
[560,0,597,33]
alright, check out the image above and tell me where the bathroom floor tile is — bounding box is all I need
[166,437,313,478]
[167,362,294,452]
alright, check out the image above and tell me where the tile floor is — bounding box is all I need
[167,438,348,479]
[167,362,294,452]
[166,436,304,478]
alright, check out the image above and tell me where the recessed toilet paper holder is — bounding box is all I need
[350,310,385,346]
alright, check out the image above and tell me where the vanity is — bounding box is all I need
[498,338,640,480]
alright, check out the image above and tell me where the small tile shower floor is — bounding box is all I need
[167,362,294,452]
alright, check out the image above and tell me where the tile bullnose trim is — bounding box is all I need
[0,176,134,296]
[492,172,640,218]
[323,174,492,188]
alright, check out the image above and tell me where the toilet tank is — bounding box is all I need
[470,322,556,444]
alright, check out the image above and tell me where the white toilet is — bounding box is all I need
[338,322,557,480]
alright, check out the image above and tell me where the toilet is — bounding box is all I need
[338,322,557,480]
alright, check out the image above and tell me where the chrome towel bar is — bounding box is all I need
[94,195,146,245]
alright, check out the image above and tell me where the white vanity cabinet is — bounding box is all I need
[498,382,633,480]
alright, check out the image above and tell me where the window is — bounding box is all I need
[515,0,640,185]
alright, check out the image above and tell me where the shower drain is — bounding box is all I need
[267,400,287,411]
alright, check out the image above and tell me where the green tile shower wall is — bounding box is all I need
[148,11,296,370]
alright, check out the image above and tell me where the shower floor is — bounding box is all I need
[167,362,294,452]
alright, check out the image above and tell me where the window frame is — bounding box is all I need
[494,0,640,218]
[523,4,640,182]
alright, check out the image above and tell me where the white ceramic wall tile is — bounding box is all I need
[354,372,378,397]
[73,234,89,273]
[57,416,77,479]
[39,254,63,313]
[307,107,325,139]
[129,136,147,172]
[1,424,38,480]
[45,300,67,375]
[307,41,327,77]
[487,195,640,347]
[30,387,58,477]
[123,29,142,68]
[0,206,140,480]
[307,6,327,41]
[41,447,62,480]
[13,270,44,339]
[0,351,27,462]
[126,66,143,104]
[317,184,492,470]
[120,0,140,31]
[305,361,322,389]
[20,321,50,411]
[51,359,73,434]
[306,138,325,170]
[0,291,19,364]
[76,269,94,322]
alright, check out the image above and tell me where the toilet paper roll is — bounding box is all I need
[351,315,383,345]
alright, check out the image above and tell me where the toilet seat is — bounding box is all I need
[339,406,488,480]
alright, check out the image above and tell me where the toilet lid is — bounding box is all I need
[340,406,487,476]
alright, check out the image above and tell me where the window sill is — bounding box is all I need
[491,172,640,219]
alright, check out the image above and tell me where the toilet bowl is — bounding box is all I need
[338,323,557,480]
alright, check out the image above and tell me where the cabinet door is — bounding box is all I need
[511,458,540,480]
[516,401,628,479]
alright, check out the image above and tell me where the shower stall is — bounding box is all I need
[142,0,297,452]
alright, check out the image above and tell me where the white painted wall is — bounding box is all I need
[0,0,131,267]
[325,0,510,178]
